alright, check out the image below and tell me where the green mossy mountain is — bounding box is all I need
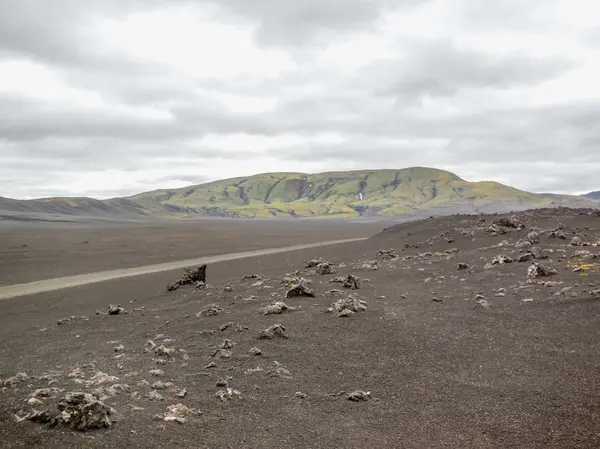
[1,167,596,219]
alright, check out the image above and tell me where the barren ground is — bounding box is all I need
[1,209,600,448]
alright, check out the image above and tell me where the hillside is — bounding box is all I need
[584,191,600,200]
[2,167,598,220]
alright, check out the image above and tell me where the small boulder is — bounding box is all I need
[347,391,371,402]
[108,305,125,315]
[258,324,288,340]
[527,263,557,279]
[262,301,289,315]
[316,262,335,275]
[286,282,315,298]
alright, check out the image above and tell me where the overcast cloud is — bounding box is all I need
[1,0,599,199]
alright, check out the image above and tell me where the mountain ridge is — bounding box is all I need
[584,191,600,200]
[1,167,598,220]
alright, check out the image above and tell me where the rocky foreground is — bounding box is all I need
[1,207,600,448]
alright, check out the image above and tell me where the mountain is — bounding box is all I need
[1,167,597,220]
[584,191,600,200]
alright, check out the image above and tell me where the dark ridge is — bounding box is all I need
[264,177,285,203]
[238,186,250,205]
[392,172,400,190]
[182,188,195,198]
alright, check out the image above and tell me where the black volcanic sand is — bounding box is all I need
[1,208,600,448]
[0,218,388,286]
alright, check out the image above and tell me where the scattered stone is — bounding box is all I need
[263,301,291,315]
[149,370,164,377]
[324,288,345,296]
[282,271,303,285]
[342,275,362,290]
[376,249,398,260]
[150,381,173,390]
[219,322,248,332]
[476,299,491,309]
[457,263,469,270]
[212,349,232,359]
[154,345,175,357]
[316,262,335,275]
[572,250,594,259]
[85,372,119,388]
[295,391,307,399]
[196,304,223,318]
[221,339,235,349]
[518,253,533,263]
[531,247,547,259]
[493,216,524,229]
[515,240,533,251]
[192,281,207,293]
[571,236,582,246]
[108,304,125,315]
[204,362,218,369]
[146,390,164,401]
[241,274,261,280]
[3,372,29,387]
[527,263,558,279]
[67,368,85,379]
[27,398,44,406]
[30,388,62,398]
[248,347,263,356]
[338,309,355,317]
[486,224,507,235]
[266,362,293,379]
[57,392,113,431]
[358,260,380,270]
[286,282,315,298]
[223,285,233,292]
[305,258,324,268]
[114,344,125,352]
[330,295,368,315]
[491,255,513,265]
[175,389,187,398]
[167,265,207,292]
[216,377,229,387]
[215,388,242,401]
[526,231,540,244]
[347,391,371,402]
[550,229,567,240]
[159,403,201,423]
[258,324,288,340]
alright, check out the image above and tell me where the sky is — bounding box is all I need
[1,0,599,199]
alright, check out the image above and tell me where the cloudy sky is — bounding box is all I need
[1,0,599,199]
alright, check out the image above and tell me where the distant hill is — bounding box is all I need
[584,191,600,200]
[1,167,598,220]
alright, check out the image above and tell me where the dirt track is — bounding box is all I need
[1,210,600,448]
[0,218,386,286]
[0,238,367,300]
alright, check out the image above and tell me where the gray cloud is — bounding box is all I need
[367,40,575,101]
[0,0,598,199]
[211,0,424,47]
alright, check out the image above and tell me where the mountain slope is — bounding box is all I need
[584,191,600,200]
[2,167,597,220]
